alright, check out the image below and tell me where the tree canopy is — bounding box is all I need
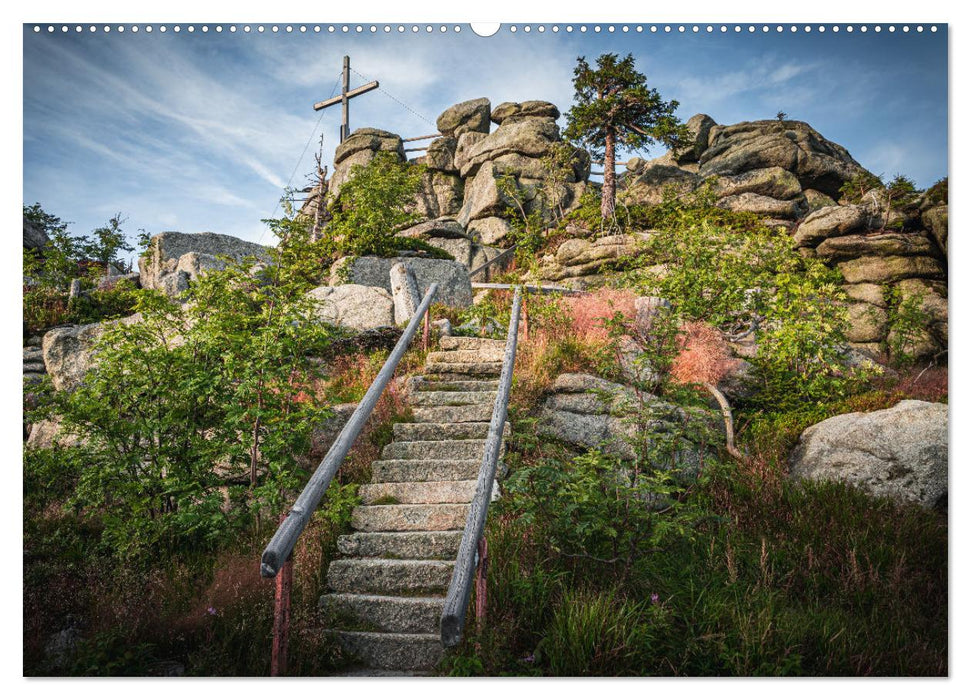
[564,53,686,220]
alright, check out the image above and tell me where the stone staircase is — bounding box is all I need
[319,335,507,674]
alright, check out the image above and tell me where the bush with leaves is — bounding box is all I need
[321,152,426,258]
[36,237,339,562]
[23,204,139,335]
[627,192,874,410]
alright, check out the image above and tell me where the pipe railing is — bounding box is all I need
[261,282,439,578]
[468,245,517,281]
[440,286,522,647]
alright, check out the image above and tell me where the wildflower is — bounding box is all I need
[522,654,535,663]
[650,593,660,605]
[207,606,218,616]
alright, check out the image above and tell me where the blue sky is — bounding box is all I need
[22,23,948,249]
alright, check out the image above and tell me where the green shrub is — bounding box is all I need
[322,152,425,258]
[625,195,875,410]
[884,285,930,367]
[44,252,338,563]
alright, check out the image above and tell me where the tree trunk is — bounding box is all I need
[601,128,617,221]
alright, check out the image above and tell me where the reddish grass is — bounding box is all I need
[670,320,742,386]
[561,289,637,344]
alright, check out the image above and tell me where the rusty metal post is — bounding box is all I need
[475,536,489,634]
[270,552,293,676]
[423,306,430,352]
[521,295,529,343]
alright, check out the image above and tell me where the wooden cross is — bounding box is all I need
[313,55,379,143]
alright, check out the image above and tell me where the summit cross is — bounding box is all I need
[313,55,379,143]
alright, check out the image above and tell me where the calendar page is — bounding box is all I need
[21,17,949,680]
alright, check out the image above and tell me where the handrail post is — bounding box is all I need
[440,286,522,648]
[270,551,293,676]
[521,294,529,343]
[475,536,488,634]
[423,305,430,352]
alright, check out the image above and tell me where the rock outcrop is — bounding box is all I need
[537,373,713,466]
[331,128,407,194]
[307,284,396,331]
[42,322,107,392]
[699,120,867,198]
[615,115,948,360]
[330,256,473,308]
[788,400,947,509]
[535,234,649,288]
[139,232,270,296]
[23,214,49,251]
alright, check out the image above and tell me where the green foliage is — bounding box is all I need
[504,447,703,582]
[884,285,930,367]
[445,405,947,676]
[322,152,426,257]
[565,53,687,220]
[749,262,870,411]
[537,589,658,676]
[67,278,141,325]
[44,250,337,562]
[23,204,140,334]
[564,53,686,162]
[626,192,873,409]
[839,172,920,231]
[495,172,547,263]
[264,193,333,288]
[924,177,948,205]
[86,213,134,273]
[65,631,158,676]
[838,172,884,204]
[24,203,86,290]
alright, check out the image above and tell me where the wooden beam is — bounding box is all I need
[471,282,585,296]
[402,133,442,143]
[313,80,379,111]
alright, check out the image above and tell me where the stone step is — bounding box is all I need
[337,530,463,559]
[23,361,46,373]
[409,390,496,407]
[422,372,503,383]
[440,336,506,353]
[415,379,500,393]
[351,503,469,532]
[23,348,43,362]
[371,459,482,483]
[381,439,488,461]
[427,349,505,365]
[327,630,443,671]
[320,593,444,634]
[393,421,508,441]
[412,404,495,423]
[360,480,479,505]
[327,558,454,594]
[424,361,503,377]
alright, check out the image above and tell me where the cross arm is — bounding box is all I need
[313,80,380,111]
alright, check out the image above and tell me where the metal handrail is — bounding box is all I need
[440,286,522,647]
[260,282,439,578]
[468,244,517,280]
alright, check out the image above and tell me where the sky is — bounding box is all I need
[22,23,948,249]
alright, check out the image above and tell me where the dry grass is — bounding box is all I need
[670,320,741,386]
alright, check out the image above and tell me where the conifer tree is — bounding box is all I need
[565,53,686,221]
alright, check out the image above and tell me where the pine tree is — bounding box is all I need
[564,53,686,221]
